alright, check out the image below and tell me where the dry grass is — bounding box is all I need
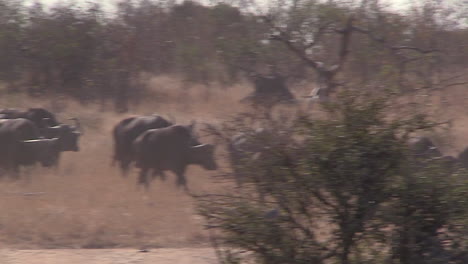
[0,76,254,249]
[0,75,467,250]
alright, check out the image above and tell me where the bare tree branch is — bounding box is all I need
[305,21,335,49]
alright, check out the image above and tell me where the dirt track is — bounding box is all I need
[0,248,218,264]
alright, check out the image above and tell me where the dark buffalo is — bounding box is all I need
[18,138,60,167]
[112,115,175,175]
[37,118,82,168]
[240,73,296,109]
[408,136,459,174]
[440,155,459,173]
[40,118,82,152]
[408,136,443,159]
[133,125,217,190]
[457,147,468,169]
[0,118,39,140]
[0,108,82,153]
[0,118,60,176]
[0,108,59,128]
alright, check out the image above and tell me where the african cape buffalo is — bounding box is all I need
[0,118,60,176]
[408,136,443,159]
[112,115,174,175]
[40,118,82,152]
[0,108,59,128]
[456,146,468,169]
[240,73,296,109]
[0,107,81,155]
[133,125,217,190]
[408,136,458,174]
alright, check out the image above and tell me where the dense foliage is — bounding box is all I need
[0,0,466,110]
[198,92,468,264]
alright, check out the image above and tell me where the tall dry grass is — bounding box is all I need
[0,75,467,249]
[0,76,257,249]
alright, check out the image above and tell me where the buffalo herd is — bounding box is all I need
[112,114,217,189]
[0,108,217,191]
[0,108,81,177]
[1,107,468,191]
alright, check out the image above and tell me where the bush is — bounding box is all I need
[197,91,468,264]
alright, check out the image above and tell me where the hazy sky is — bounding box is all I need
[27,0,413,11]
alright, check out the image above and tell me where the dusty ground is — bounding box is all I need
[0,248,218,264]
[0,76,467,263]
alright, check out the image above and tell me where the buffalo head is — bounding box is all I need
[191,144,218,170]
[40,118,82,152]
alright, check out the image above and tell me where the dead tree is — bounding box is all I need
[265,15,355,101]
[263,0,466,101]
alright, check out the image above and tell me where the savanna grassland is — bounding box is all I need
[0,2,467,263]
[0,76,258,249]
[0,74,467,251]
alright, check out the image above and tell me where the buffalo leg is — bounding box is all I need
[138,167,150,190]
[174,168,189,192]
[9,165,20,180]
[151,169,167,181]
[53,154,61,173]
[119,158,132,177]
[5,158,20,180]
[5,159,19,180]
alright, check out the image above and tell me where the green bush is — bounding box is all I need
[197,92,468,264]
